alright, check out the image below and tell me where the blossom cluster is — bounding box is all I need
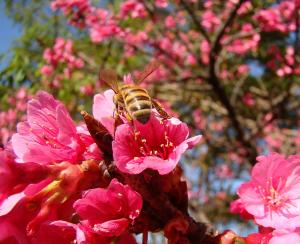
[50,0,259,83]
[0,88,29,147]
[51,0,121,43]
[266,45,300,77]
[0,91,140,242]
[41,38,84,87]
[51,0,92,28]
[47,0,300,94]
[0,79,201,242]
[261,113,300,153]
[256,0,300,33]
[231,153,300,243]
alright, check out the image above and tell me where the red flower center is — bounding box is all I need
[257,177,291,211]
[132,130,174,160]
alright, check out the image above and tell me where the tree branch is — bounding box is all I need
[210,0,246,57]
[206,0,257,165]
[179,0,211,42]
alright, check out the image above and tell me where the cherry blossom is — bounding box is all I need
[12,91,101,165]
[92,89,115,136]
[120,0,147,19]
[256,1,298,33]
[0,149,49,197]
[41,38,84,84]
[237,153,300,229]
[73,179,142,237]
[51,0,92,28]
[230,199,253,220]
[113,115,202,175]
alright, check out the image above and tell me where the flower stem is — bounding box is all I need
[143,230,148,244]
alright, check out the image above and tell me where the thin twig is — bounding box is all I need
[143,231,148,244]
[179,0,211,42]
[206,0,257,165]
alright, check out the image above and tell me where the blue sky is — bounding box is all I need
[0,2,21,54]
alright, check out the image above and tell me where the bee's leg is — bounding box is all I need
[113,112,121,134]
[151,99,171,119]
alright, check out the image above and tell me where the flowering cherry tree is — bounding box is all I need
[0,0,299,243]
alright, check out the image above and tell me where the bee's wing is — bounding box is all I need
[99,69,119,93]
[134,61,160,85]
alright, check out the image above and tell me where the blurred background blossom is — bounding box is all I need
[0,0,299,241]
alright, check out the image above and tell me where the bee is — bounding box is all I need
[99,62,170,124]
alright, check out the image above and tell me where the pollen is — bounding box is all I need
[93,225,101,231]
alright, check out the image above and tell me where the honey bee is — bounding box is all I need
[99,62,170,124]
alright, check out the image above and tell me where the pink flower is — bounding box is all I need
[33,220,137,244]
[200,40,210,65]
[255,1,297,33]
[32,221,79,244]
[230,199,253,220]
[123,74,134,84]
[186,54,197,65]
[155,0,168,8]
[242,92,255,107]
[237,64,249,75]
[0,192,32,243]
[12,91,101,164]
[16,88,27,100]
[122,31,148,47]
[0,176,67,241]
[80,84,94,95]
[201,10,220,32]
[120,0,146,19]
[89,22,120,43]
[246,228,300,244]
[270,229,300,244]
[74,179,142,237]
[238,1,252,15]
[237,153,300,229]
[192,109,206,130]
[51,0,92,28]
[0,149,49,196]
[93,89,116,136]
[165,16,176,28]
[113,115,202,175]
[215,164,233,179]
[40,65,54,76]
[0,128,10,148]
[41,38,84,82]
[246,232,272,244]
[0,150,16,196]
[0,157,97,236]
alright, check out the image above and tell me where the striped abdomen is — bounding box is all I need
[120,84,152,124]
